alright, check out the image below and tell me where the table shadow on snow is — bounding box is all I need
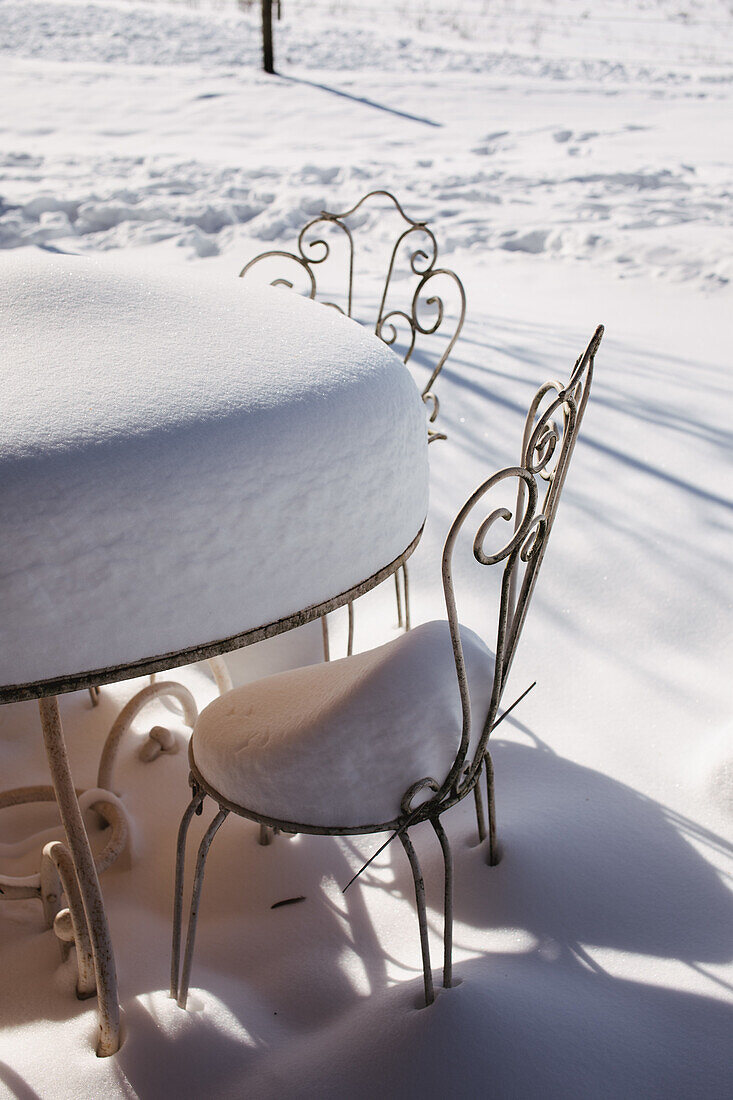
[1,719,731,1096]
[0,1061,41,1100]
[233,955,733,1100]
[420,315,732,706]
[115,727,732,1092]
[434,315,733,480]
[111,726,733,1098]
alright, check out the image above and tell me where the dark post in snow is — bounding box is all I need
[262,0,274,74]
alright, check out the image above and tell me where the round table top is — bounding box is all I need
[0,251,429,701]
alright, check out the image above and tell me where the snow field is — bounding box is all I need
[0,253,729,1097]
[0,0,731,1096]
[0,0,732,287]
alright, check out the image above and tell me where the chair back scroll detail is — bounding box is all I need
[506,324,603,663]
[170,325,603,1015]
[435,325,603,808]
[239,190,466,443]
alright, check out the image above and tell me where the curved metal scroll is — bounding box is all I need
[239,190,465,442]
[506,324,604,654]
[437,465,539,803]
[433,324,604,808]
[97,680,198,791]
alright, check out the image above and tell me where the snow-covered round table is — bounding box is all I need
[0,251,429,1055]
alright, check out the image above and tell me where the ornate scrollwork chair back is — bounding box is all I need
[442,325,603,852]
[240,190,466,444]
[438,465,540,807]
[240,191,466,654]
[505,324,602,669]
[170,325,603,1015]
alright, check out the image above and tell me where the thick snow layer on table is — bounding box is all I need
[193,620,494,827]
[0,250,428,687]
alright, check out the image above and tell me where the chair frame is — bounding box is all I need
[239,190,466,444]
[240,190,467,653]
[170,326,603,1012]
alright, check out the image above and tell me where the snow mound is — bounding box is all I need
[192,620,494,827]
[0,249,428,689]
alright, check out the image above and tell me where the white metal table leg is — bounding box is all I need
[38,696,121,1057]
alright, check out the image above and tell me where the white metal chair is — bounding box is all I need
[170,326,603,1010]
[239,190,466,653]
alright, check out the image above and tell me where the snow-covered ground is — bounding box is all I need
[0,1,731,1097]
[2,0,732,286]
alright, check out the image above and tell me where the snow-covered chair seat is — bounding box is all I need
[0,250,429,694]
[171,326,604,1017]
[191,620,494,830]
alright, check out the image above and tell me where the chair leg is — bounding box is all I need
[347,600,355,657]
[320,603,354,661]
[394,571,404,629]
[170,787,206,999]
[485,750,499,866]
[398,830,434,1006]
[394,564,411,632]
[473,773,487,844]
[431,818,453,989]
[177,807,229,1009]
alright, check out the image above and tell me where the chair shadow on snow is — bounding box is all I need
[415,314,732,710]
[112,722,732,1098]
[430,315,733,477]
[0,1061,42,1100]
[1,695,730,1097]
[452,729,732,966]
